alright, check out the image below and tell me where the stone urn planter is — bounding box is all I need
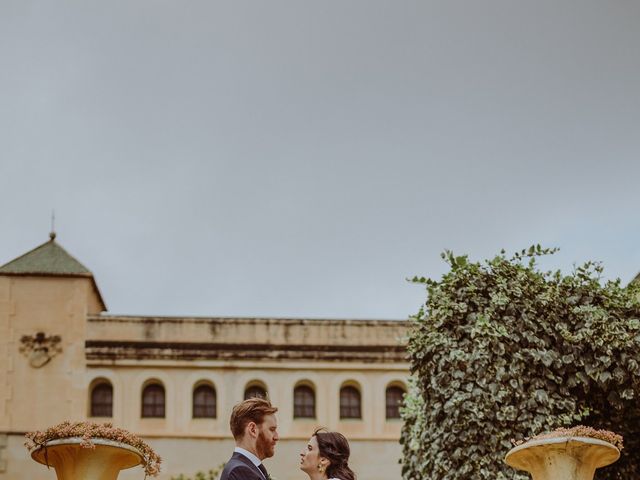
[31,437,143,480]
[505,435,620,480]
[25,421,161,480]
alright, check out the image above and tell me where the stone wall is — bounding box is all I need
[0,275,409,480]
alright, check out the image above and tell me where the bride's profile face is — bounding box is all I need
[299,435,326,475]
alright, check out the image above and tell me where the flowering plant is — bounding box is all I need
[24,421,162,476]
[512,425,624,451]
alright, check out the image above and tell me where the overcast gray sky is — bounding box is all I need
[1,1,639,319]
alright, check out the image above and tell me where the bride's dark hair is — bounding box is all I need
[313,428,356,480]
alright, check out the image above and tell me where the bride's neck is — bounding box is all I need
[307,472,328,480]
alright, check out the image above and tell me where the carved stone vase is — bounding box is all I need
[505,436,620,480]
[31,437,143,480]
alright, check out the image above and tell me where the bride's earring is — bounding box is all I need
[317,463,325,474]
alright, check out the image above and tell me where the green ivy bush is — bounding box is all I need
[400,246,640,479]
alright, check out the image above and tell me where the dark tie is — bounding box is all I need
[257,464,268,480]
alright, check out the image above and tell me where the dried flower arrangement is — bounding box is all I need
[24,421,162,476]
[512,425,624,451]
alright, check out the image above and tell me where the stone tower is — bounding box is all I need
[0,234,105,435]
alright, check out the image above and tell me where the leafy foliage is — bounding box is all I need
[400,246,640,479]
[170,464,225,480]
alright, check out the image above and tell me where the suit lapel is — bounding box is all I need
[233,452,265,479]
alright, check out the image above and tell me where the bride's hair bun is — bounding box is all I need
[313,428,356,480]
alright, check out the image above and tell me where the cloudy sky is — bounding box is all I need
[1,1,639,319]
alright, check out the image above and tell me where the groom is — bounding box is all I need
[220,397,279,480]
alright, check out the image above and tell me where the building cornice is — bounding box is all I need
[85,340,408,363]
[88,314,410,326]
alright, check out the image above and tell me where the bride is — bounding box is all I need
[299,428,356,480]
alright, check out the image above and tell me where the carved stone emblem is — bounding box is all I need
[19,332,62,368]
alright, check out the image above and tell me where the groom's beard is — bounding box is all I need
[256,431,275,459]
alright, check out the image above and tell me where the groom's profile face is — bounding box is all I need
[255,414,279,459]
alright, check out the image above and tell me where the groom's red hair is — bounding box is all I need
[230,397,278,440]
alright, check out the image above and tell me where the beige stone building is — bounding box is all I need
[0,235,411,480]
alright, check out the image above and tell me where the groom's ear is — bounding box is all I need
[246,421,258,438]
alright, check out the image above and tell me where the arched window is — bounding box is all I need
[142,383,165,418]
[339,385,361,419]
[90,381,113,417]
[244,385,267,400]
[293,385,315,419]
[385,385,405,419]
[193,384,216,418]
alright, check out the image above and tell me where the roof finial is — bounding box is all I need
[49,210,56,241]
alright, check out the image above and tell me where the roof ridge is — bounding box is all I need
[0,237,91,275]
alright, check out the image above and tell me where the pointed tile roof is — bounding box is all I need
[0,234,91,275]
[0,233,107,310]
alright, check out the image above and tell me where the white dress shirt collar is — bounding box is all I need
[234,447,263,469]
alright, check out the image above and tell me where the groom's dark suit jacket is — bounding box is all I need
[220,452,266,480]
